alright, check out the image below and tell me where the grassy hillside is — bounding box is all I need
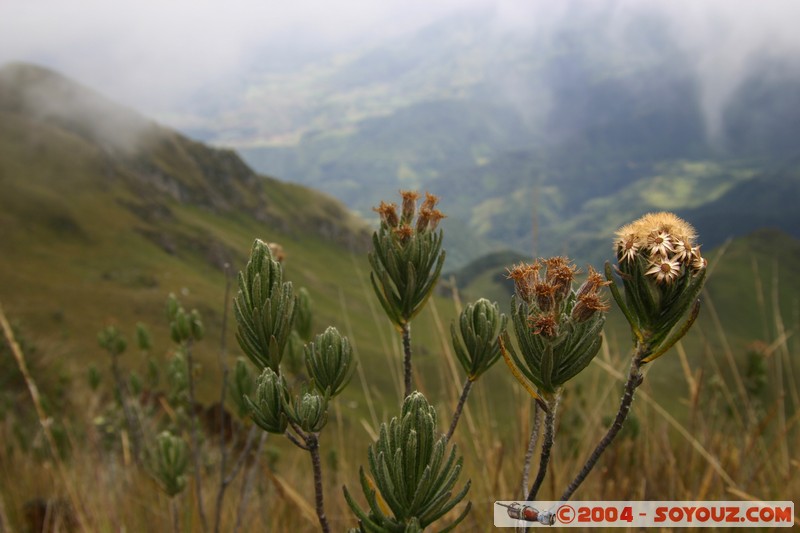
[0,63,411,405]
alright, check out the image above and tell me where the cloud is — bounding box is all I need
[0,0,486,112]
[2,0,800,140]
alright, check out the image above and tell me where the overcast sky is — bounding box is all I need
[3,0,800,133]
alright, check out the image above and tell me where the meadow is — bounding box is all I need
[1,218,798,532]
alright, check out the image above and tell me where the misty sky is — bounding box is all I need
[2,0,800,137]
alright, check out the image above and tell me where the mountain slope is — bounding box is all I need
[0,63,387,400]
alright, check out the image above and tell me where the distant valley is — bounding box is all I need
[195,8,800,268]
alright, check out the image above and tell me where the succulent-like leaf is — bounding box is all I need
[246,367,288,434]
[285,389,329,433]
[229,357,255,419]
[234,239,297,372]
[344,392,470,531]
[451,298,507,381]
[152,431,189,497]
[305,326,357,397]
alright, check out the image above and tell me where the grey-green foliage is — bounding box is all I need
[369,197,446,328]
[228,357,255,420]
[166,349,189,406]
[129,371,143,395]
[502,292,605,394]
[305,326,356,397]
[234,239,297,372]
[245,367,289,434]
[344,392,471,532]
[285,389,329,434]
[98,326,126,356]
[152,431,189,497]
[609,257,706,361]
[295,287,314,342]
[87,364,101,391]
[167,294,204,344]
[451,298,507,381]
[135,322,152,351]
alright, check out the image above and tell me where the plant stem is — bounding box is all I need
[560,343,647,502]
[185,339,209,533]
[223,425,259,486]
[213,265,232,533]
[307,434,331,533]
[109,350,143,461]
[402,322,412,398]
[171,498,180,533]
[526,393,559,502]
[233,432,266,533]
[521,402,542,498]
[446,378,473,441]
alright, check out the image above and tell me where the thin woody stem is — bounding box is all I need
[308,434,331,533]
[185,339,209,533]
[233,432,267,533]
[526,394,559,502]
[560,343,647,501]
[446,378,473,441]
[213,264,232,533]
[521,402,542,498]
[171,498,180,533]
[402,323,412,399]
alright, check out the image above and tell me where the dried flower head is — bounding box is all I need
[616,212,696,245]
[690,245,707,272]
[645,257,682,284]
[421,191,440,211]
[544,257,579,302]
[532,281,557,312]
[400,190,420,224]
[647,231,675,258]
[609,212,708,362]
[530,314,558,338]
[393,224,414,243]
[572,292,610,322]
[576,266,611,298]
[506,261,540,303]
[373,201,399,228]
[672,237,695,264]
[614,212,705,284]
[502,255,608,395]
[617,234,640,263]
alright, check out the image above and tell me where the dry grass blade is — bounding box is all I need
[590,356,736,487]
[263,468,317,525]
[726,487,800,527]
[0,301,91,531]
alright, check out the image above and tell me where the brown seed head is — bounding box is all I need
[373,201,399,228]
[427,209,446,231]
[544,257,579,302]
[506,262,540,303]
[393,224,414,244]
[421,191,439,211]
[576,265,610,298]
[530,314,558,339]
[572,292,610,322]
[400,190,420,224]
[533,281,557,313]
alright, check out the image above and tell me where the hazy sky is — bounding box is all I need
[2,0,800,136]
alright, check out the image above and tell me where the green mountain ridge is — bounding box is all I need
[0,63,383,400]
